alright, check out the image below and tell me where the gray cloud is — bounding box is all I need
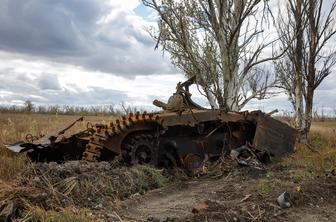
[0,88,128,106]
[0,71,39,93]
[0,0,174,76]
[39,87,128,106]
[0,70,128,106]
[38,73,61,90]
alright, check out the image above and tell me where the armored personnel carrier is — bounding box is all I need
[5,77,296,168]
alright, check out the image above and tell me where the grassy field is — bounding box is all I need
[0,113,336,221]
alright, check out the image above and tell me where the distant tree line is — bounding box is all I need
[0,101,143,116]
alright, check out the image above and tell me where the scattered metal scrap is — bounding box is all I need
[277,192,291,208]
[5,76,296,169]
[230,144,271,170]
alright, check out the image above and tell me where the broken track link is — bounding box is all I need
[82,112,161,162]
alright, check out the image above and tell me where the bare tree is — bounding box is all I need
[24,100,34,113]
[275,0,305,130]
[143,0,281,111]
[276,0,336,139]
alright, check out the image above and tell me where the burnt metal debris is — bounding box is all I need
[5,77,296,169]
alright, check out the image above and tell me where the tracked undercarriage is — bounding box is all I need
[5,77,296,168]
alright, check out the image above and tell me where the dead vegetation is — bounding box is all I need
[0,160,170,221]
[20,207,97,222]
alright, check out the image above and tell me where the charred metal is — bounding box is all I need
[5,77,296,169]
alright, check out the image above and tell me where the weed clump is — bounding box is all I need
[129,165,169,194]
[20,207,95,222]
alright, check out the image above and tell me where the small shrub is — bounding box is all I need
[129,165,169,193]
[291,169,316,183]
[257,179,271,195]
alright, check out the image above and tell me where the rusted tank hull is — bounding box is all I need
[4,77,296,167]
[4,110,295,166]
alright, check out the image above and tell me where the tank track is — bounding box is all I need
[82,111,160,162]
[122,133,157,164]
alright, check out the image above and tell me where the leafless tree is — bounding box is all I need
[143,0,282,111]
[276,0,336,139]
[24,100,34,113]
[275,0,305,129]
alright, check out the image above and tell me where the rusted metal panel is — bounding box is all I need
[253,114,296,156]
[159,109,247,127]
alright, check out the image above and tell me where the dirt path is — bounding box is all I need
[123,177,231,220]
[285,205,336,222]
[122,170,336,222]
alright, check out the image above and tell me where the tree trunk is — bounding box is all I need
[205,89,219,109]
[304,85,314,140]
[294,0,304,139]
[294,87,304,130]
[303,0,318,140]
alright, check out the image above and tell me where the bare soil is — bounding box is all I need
[122,165,336,222]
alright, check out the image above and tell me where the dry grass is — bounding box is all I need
[0,148,26,181]
[19,206,99,222]
[0,113,115,144]
[280,121,336,180]
[310,121,336,146]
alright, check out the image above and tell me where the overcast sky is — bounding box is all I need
[0,0,335,114]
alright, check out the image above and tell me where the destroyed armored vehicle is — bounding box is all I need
[5,77,296,168]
